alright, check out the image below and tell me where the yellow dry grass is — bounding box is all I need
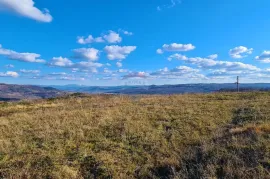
[0,92,269,178]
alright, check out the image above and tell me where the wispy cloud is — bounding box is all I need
[157,0,182,11]
[20,69,40,74]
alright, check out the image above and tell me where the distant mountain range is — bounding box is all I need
[0,83,67,101]
[49,83,270,95]
[2,83,270,101]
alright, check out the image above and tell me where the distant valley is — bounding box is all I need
[2,83,270,101]
[50,83,270,95]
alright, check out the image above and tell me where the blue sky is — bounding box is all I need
[1,0,270,86]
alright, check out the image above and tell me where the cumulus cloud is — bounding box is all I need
[122,72,148,79]
[0,44,45,63]
[207,69,257,77]
[255,51,270,63]
[118,69,128,73]
[169,54,260,72]
[103,68,112,74]
[156,49,163,54]
[229,46,253,59]
[0,71,19,77]
[104,45,137,60]
[48,57,73,67]
[116,62,122,68]
[48,56,102,73]
[73,48,100,61]
[103,31,122,43]
[168,53,187,61]
[208,54,218,59]
[20,69,40,74]
[0,0,52,22]
[77,30,126,44]
[74,61,103,71]
[77,35,104,44]
[150,66,204,79]
[157,43,195,54]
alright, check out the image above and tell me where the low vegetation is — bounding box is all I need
[0,92,270,178]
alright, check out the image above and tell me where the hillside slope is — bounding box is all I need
[0,83,67,101]
[0,92,269,178]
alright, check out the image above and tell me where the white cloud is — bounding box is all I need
[0,71,19,78]
[0,0,52,22]
[157,0,181,11]
[77,35,104,44]
[49,72,67,76]
[103,31,122,43]
[156,49,163,54]
[34,72,86,81]
[5,64,14,68]
[255,51,270,63]
[106,63,111,66]
[77,30,124,44]
[119,29,133,36]
[123,72,148,79]
[73,48,99,61]
[59,76,85,81]
[20,69,40,74]
[74,61,103,70]
[116,62,122,68]
[95,37,104,43]
[150,66,204,79]
[103,68,112,74]
[169,54,260,72]
[123,31,133,36]
[118,69,128,73]
[0,44,45,63]
[168,53,187,61]
[229,46,253,59]
[207,69,256,77]
[48,57,73,67]
[104,45,137,60]
[208,54,218,59]
[48,57,103,73]
[158,43,195,54]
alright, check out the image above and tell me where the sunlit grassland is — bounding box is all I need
[0,92,270,178]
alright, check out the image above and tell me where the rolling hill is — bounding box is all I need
[0,83,67,101]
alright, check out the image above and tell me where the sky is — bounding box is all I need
[1,0,270,86]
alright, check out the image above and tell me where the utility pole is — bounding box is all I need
[236,76,240,92]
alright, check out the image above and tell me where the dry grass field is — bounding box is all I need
[0,92,270,178]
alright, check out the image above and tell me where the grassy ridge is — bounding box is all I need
[0,92,270,178]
